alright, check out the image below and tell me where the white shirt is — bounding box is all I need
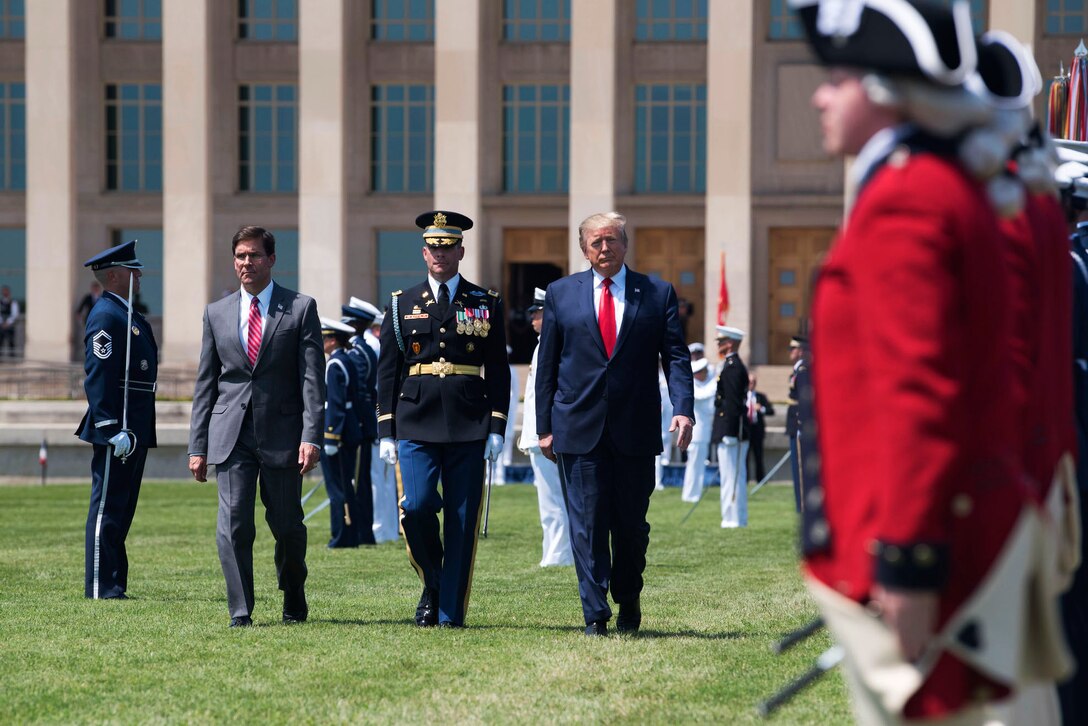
[591,265,626,337]
[428,273,461,304]
[239,281,274,352]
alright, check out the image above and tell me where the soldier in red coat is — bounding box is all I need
[791,1,1069,722]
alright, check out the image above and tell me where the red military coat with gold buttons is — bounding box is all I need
[807,143,1031,718]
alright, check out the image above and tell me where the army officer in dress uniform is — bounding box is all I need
[376,210,510,628]
[76,239,157,599]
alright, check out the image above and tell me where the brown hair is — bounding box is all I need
[231,226,276,256]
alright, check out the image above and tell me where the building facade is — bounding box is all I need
[0,0,1063,366]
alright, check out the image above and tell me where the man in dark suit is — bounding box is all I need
[376,210,510,629]
[76,240,157,599]
[188,226,325,628]
[746,374,774,483]
[536,212,694,636]
[785,335,809,513]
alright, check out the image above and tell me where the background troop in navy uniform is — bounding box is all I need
[320,317,365,548]
[342,297,381,546]
[376,210,510,628]
[76,239,157,600]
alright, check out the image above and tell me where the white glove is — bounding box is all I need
[323,443,339,457]
[484,433,504,462]
[108,431,132,458]
[721,435,739,445]
[379,438,398,465]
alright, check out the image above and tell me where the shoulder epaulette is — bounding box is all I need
[487,289,499,298]
[392,289,402,296]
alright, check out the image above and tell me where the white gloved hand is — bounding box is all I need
[108,431,132,458]
[721,435,739,445]
[379,438,398,465]
[323,443,339,457]
[484,433,504,462]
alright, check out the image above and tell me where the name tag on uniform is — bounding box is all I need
[404,313,429,320]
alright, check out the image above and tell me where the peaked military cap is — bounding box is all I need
[691,357,709,374]
[526,287,547,313]
[342,296,381,323]
[320,317,355,337]
[789,0,977,87]
[84,239,144,271]
[415,210,474,246]
[790,335,809,348]
[688,342,705,355]
[716,325,745,341]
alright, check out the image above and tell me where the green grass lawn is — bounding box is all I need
[0,480,851,724]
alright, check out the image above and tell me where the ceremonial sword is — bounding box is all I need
[118,269,137,462]
[482,457,494,538]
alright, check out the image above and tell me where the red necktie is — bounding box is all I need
[599,278,616,357]
[246,297,262,365]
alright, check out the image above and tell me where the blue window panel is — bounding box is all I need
[105,0,161,39]
[378,230,424,304]
[266,229,298,292]
[504,0,570,41]
[239,0,298,41]
[0,82,25,190]
[0,228,25,302]
[105,83,162,191]
[635,83,706,193]
[372,84,434,192]
[502,83,569,193]
[373,0,434,41]
[238,83,297,192]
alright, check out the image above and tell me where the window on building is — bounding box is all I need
[635,83,706,193]
[372,0,434,41]
[1047,0,1088,34]
[110,229,162,315]
[0,228,24,306]
[371,84,434,193]
[377,230,423,304]
[503,84,569,193]
[238,0,297,41]
[768,0,802,40]
[503,0,570,42]
[635,0,707,41]
[0,82,25,191]
[0,0,24,39]
[238,84,297,193]
[104,0,162,40]
[105,83,162,191]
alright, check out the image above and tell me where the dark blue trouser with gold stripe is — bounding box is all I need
[320,444,361,548]
[397,439,485,626]
[85,444,146,599]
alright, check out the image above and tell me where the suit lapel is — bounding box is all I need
[579,270,607,357]
[611,268,641,359]
[219,292,250,367]
[254,284,289,370]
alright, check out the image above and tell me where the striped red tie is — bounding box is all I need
[246,297,262,365]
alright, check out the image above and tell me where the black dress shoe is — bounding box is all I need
[616,599,641,634]
[584,620,608,637]
[415,587,438,627]
[282,611,307,624]
[283,589,308,624]
[229,616,253,628]
[438,621,463,629]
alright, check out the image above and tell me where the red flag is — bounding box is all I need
[717,251,729,325]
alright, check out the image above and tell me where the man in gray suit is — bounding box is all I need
[188,226,325,628]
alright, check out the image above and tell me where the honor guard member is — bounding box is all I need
[76,239,157,599]
[680,357,716,503]
[794,0,1066,721]
[711,326,749,528]
[376,210,510,628]
[366,309,400,544]
[320,317,364,548]
[785,336,809,513]
[341,297,381,546]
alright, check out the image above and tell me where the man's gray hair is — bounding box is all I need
[578,212,627,251]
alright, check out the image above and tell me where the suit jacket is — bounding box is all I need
[535,266,694,456]
[710,353,749,442]
[376,277,510,443]
[188,283,325,468]
[76,291,158,447]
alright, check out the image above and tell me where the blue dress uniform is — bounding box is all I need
[74,240,157,599]
[377,211,510,628]
[320,320,364,548]
[343,300,380,546]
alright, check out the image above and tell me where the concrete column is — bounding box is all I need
[25,0,76,361]
[298,0,346,317]
[568,0,616,272]
[988,1,1033,42]
[703,0,753,348]
[162,0,213,365]
[434,0,482,282]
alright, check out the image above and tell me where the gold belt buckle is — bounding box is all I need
[432,360,455,377]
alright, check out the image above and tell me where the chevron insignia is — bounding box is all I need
[92,330,113,360]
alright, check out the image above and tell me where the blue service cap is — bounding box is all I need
[415,210,474,246]
[84,239,143,271]
[342,296,380,323]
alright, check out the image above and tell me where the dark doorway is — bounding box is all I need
[506,261,563,364]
